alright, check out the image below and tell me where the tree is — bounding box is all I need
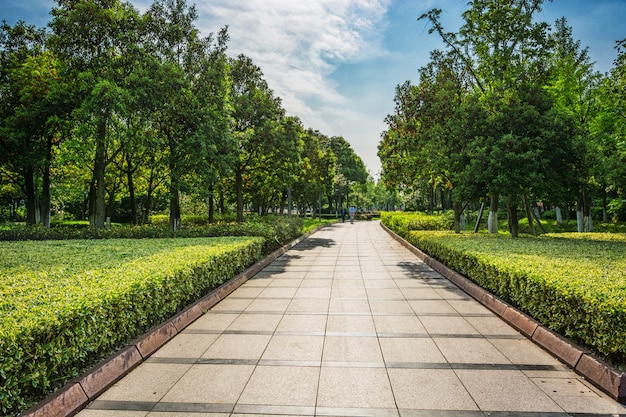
[144,0,231,229]
[49,0,142,229]
[419,0,576,237]
[545,17,602,231]
[229,54,285,222]
[0,21,69,227]
[327,135,367,210]
[293,129,336,215]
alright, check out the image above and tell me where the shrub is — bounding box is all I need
[400,230,626,368]
[380,211,454,236]
[0,217,304,255]
[0,237,264,416]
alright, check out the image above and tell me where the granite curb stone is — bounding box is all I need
[19,384,88,417]
[380,222,626,401]
[19,226,322,417]
[78,346,143,399]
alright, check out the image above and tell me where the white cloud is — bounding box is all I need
[195,0,392,136]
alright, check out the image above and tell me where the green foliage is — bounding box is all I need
[0,237,264,415]
[380,211,454,236]
[384,213,626,368]
[0,216,304,258]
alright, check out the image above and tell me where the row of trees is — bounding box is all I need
[378,0,626,237]
[0,0,370,229]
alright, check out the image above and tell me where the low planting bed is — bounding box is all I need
[0,237,264,415]
[384,212,626,369]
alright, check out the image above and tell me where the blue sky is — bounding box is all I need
[3,0,625,178]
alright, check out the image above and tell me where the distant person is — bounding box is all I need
[341,207,346,223]
[349,206,356,224]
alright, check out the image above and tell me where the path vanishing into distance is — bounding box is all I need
[75,221,626,417]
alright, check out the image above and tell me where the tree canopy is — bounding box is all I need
[0,0,369,227]
[379,0,626,236]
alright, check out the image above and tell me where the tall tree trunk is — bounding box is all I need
[169,186,180,230]
[236,167,244,223]
[218,190,225,214]
[602,185,608,222]
[522,194,536,236]
[208,185,215,223]
[106,189,115,230]
[91,119,107,230]
[23,165,37,226]
[474,202,485,233]
[41,160,51,229]
[143,168,155,225]
[488,193,499,234]
[126,154,137,225]
[577,189,592,232]
[555,206,563,224]
[453,200,463,234]
[506,196,519,239]
[168,132,181,230]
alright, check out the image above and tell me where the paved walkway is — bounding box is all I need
[77,221,626,416]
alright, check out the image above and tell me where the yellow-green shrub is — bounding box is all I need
[403,230,626,368]
[0,237,263,415]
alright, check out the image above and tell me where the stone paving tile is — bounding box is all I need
[275,313,327,334]
[455,369,564,412]
[388,368,479,411]
[243,298,291,313]
[73,221,626,417]
[96,363,191,402]
[326,314,376,335]
[380,337,447,364]
[238,366,319,406]
[317,367,396,409]
[261,335,324,361]
[200,334,271,360]
[150,333,219,359]
[372,315,428,335]
[285,298,330,314]
[433,337,512,364]
[225,312,282,332]
[408,299,457,314]
[322,336,384,363]
[160,364,255,404]
[419,315,481,335]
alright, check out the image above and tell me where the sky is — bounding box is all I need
[3,0,626,179]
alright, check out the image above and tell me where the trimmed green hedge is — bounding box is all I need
[0,237,263,415]
[380,211,454,235]
[382,212,626,368]
[0,216,303,255]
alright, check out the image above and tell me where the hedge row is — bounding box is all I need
[0,216,303,254]
[0,237,264,416]
[381,212,626,368]
[379,211,454,235]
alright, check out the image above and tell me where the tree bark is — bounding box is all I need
[506,196,519,239]
[453,200,462,234]
[474,202,485,233]
[23,165,37,226]
[522,194,536,236]
[169,186,181,230]
[236,167,244,223]
[126,153,137,225]
[208,185,214,223]
[41,159,51,229]
[488,193,499,234]
[91,118,107,230]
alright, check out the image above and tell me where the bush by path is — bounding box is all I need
[382,212,626,369]
[0,237,263,415]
